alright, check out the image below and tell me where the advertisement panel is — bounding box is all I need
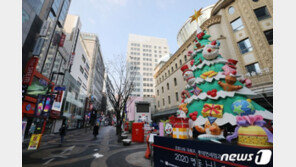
[28,134,42,150]
[35,95,55,117]
[153,136,273,167]
[26,77,49,98]
[52,89,65,111]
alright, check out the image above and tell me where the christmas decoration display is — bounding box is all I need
[194,120,225,141]
[181,65,195,86]
[164,123,173,135]
[201,103,223,118]
[181,90,191,103]
[226,115,273,149]
[239,78,252,88]
[178,30,272,143]
[158,122,164,136]
[218,75,242,91]
[231,99,255,116]
[202,41,220,60]
[190,84,202,96]
[169,115,189,139]
[200,70,218,79]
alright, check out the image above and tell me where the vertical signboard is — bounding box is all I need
[52,87,66,111]
[23,57,39,85]
[28,134,42,150]
[59,33,66,47]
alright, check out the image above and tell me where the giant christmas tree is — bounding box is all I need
[180,31,273,127]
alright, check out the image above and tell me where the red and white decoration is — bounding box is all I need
[181,65,195,86]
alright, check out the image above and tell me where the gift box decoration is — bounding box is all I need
[226,115,273,149]
[202,103,223,118]
[238,125,273,149]
[173,117,189,128]
[173,128,189,139]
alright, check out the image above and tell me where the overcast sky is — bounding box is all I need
[68,0,218,64]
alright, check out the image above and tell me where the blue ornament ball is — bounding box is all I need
[231,100,255,116]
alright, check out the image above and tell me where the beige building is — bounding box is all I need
[200,0,273,110]
[126,34,170,97]
[153,32,196,119]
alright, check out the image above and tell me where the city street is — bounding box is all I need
[22,126,150,167]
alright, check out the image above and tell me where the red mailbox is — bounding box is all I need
[132,122,144,142]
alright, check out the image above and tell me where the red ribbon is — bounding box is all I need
[202,104,221,117]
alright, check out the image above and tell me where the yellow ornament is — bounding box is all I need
[189,8,203,23]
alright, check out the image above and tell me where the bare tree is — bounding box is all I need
[105,55,136,142]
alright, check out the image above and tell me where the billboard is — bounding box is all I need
[26,77,49,98]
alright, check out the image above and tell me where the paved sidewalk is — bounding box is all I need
[22,126,151,167]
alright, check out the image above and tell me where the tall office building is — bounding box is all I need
[126,34,169,98]
[81,33,105,111]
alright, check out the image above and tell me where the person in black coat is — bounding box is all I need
[59,124,67,145]
[93,125,99,138]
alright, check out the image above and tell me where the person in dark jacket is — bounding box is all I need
[93,125,99,139]
[59,124,67,145]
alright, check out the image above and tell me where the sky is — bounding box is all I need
[68,0,218,64]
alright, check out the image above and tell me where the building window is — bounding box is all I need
[167,83,169,90]
[174,78,177,86]
[157,90,159,96]
[228,6,235,15]
[171,66,174,72]
[82,55,86,63]
[168,96,171,104]
[230,17,244,32]
[180,59,182,65]
[80,66,84,74]
[245,63,261,75]
[162,87,164,93]
[175,92,179,102]
[237,38,253,54]
[264,29,273,45]
[162,98,165,106]
[184,55,187,62]
[252,0,259,2]
[158,101,160,107]
[254,6,270,21]
[175,63,178,69]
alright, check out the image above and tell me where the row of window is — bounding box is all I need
[157,58,185,84]
[157,78,178,95]
[143,78,153,81]
[157,92,179,108]
[130,56,140,60]
[143,58,152,61]
[143,72,153,76]
[143,83,153,87]
[143,89,153,92]
[131,43,140,47]
[131,47,140,51]
[130,52,140,55]
[143,62,152,66]
[143,67,153,71]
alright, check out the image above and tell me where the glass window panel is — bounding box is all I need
[254,6,270,21]
[230,18,244,31]
[237,38,253,54]
[245,63,261,74]
[51,52,63,83]
[264,29,273,45]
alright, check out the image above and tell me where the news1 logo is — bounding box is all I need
[221,150,272,165]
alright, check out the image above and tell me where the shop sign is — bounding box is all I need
[23,57,39,85]
[28,134,42,150]
[59,33,66,47]
[52,90,65,111]
[26,77,49,98]
[69,52,75,65]
[25,104,31,111]
[32,37,45,56]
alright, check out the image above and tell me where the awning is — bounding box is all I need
[152,108,178,117]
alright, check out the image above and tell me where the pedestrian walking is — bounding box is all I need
[59,124,67,145]
[93,125,99,139]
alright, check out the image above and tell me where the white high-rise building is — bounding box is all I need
[126,34,169,98]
